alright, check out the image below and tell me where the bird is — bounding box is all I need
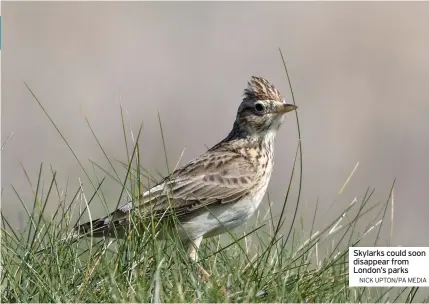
[74,76,297,277]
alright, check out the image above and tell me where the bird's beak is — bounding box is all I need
[277,103,298,114]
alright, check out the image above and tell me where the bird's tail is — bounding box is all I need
[73,205,131,239]
[34,216,112,255]
[35,203,133,255]
[73,216,111,238]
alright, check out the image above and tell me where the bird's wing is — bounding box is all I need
[142,149,259,216]
[75,150,258,235]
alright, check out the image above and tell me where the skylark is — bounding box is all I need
[75,76,297,275]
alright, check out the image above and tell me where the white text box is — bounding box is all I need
[349,247,429,287]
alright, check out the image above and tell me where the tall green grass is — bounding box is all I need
[1,55,426,302]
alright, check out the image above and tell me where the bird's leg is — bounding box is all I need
[187,236,202,261]
[187,236,210,281]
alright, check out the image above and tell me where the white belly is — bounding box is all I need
[177,184,268,241]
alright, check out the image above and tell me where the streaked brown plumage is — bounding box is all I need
[75,76,297,276]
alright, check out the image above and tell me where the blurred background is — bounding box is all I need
[1,2,429,246]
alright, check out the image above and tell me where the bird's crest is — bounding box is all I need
[243,76,284,102]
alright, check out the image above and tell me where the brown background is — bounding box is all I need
[1,2,429,247]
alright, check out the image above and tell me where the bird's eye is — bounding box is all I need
[254,103,265,113]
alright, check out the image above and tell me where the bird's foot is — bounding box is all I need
[197,264,211,281]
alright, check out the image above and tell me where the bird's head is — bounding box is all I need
[235,76,297,138]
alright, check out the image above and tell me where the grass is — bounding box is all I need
[1,55,427,302]
[1,160,411,302]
